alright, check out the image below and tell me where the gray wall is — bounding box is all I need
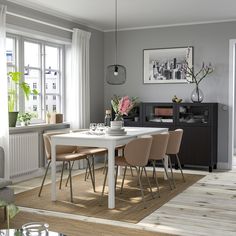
[104,22,236,165]
[2,0,105,123]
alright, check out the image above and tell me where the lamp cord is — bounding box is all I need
[115,0,117,66]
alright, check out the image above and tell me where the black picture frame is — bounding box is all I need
[143,46,193,84]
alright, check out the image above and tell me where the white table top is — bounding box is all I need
[51,127,168,141]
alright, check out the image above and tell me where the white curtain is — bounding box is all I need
[66,28,91,129]
[0,5,9,178]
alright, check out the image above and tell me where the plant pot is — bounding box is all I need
[8,112,18,127]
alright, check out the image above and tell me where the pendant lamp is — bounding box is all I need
[106,0,126,85]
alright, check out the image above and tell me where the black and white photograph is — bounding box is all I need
[143,46,193,84]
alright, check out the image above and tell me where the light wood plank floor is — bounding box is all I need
[139,169,236,236]
[7,166,236,236]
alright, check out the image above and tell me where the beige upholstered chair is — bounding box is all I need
[38,132,94,203]
[166,129,185,187]
[101,136,153,208]
[149,133,172,194]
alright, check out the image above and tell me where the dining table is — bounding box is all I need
[50,127,168,209]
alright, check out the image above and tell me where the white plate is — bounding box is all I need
[106,131,127,136]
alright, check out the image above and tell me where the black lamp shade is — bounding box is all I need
[106,64,126,85]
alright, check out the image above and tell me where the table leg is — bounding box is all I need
[163,155,168,180]
[51,141,57,201]
[108,143,115,209]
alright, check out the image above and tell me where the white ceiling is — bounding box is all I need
[9,0,236,31]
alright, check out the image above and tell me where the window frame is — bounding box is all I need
[6,33,65,123]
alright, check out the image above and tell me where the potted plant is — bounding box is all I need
[17,112,35,126]
[8,72,38,127]
[0,199,19,232]
[182,48,214,103]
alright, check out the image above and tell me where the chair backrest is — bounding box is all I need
[43,132,77,160]
[124,136,152,167]
[149,132,169,160]
[166,129,183,155]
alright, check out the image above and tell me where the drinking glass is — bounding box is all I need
[97,123,105,133]
[89,123,97,132]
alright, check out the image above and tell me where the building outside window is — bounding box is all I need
[6,34,64,122]
[52,105,57,112]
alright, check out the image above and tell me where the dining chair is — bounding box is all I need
[38,132,95,203]
[149,132,172,195]
[166,129,185,187]
[101,136,153,208]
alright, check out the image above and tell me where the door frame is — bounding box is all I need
[228,39,236,169]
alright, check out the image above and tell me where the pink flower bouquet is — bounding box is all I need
[111,95,138,120]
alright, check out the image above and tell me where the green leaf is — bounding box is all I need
[0,199,7,207]
[7,203,19,219]
[32,89,39,95]
[20,82,31,100]
[8,72,22,83]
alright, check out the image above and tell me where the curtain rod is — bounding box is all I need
[7,11,74,33]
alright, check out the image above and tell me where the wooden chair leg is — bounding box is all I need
[176,154,185,182]
[59,161,65,189]
[38,161,51,197]
[152,160,160,197]
[161,159,173,190]
[120,166,127,193]
[143,167,154,199]
[168,155,176,188]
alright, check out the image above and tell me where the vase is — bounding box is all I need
[8,112,18,127]
[112,114,124,128]
[191,85,204,103]
[114,114,123,121]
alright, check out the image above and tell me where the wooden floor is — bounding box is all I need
[0,211,171,236]
[139,169,236,236]
[14,168,203,223]
[7,166,236,236]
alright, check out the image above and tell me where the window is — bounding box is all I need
[6,34,64,122]
[53,105,57,112]
[33,83,37,89]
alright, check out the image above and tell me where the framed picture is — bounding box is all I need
[143,46,193,84]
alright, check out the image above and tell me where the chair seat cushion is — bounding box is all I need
[78,147,107,155]
[115,156,129,166]
[0,178,12,189]
[56,152,87,161]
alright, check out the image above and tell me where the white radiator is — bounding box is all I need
[9,132,39,178]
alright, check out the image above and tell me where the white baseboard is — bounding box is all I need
[217,162,231,170]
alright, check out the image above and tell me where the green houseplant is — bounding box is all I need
[0,199,19,231]
[8,72,38,127]
[17,112,35,126]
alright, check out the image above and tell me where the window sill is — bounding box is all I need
[9,122,70,134]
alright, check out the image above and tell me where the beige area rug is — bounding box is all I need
[15,168,204,223]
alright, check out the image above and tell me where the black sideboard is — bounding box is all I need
[118,102,218,172]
